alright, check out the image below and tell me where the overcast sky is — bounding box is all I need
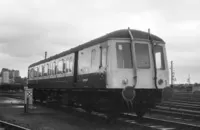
[0,0,200,83]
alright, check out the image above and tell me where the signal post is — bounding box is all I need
[24,86,33,113]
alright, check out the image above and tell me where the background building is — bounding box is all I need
[0,68,21,85]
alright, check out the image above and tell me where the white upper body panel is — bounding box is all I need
[106,39,169,89]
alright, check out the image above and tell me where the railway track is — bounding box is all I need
[120,113,200,130]
[28,99,200,130]
[0,120,30,130]
[169,92,200,102]
[41,100,200,130]
[148,92,200,124]
[2,91,200,130]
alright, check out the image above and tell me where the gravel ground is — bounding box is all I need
[0,97,148,130]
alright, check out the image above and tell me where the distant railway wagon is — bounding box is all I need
[0,84,24,91]
[28,28,169,117]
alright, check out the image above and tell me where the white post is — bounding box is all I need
[24,86,33,112]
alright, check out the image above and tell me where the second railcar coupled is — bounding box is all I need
[28,28,169,117]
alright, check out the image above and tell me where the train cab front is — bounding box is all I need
[107,32,169,117]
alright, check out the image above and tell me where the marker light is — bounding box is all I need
[122,78,128,85]
[158,79,164,85]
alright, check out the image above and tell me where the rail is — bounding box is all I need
[0,120,30,130]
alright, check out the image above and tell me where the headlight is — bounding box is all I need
[158,79,164,85]
[122,78,128,85]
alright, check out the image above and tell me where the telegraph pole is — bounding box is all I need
[45,51,47,59]
[170,61,175,87]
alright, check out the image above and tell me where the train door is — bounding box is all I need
[73,51,78,86]
[134,42,154,89]
[99,43,108,87]
[107,41,134,89]
[134,42,168,89]
[77,43,107,88]
[154,44,169,89]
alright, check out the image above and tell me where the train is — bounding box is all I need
[28,28,169,118]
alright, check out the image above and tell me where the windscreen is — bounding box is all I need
[116,42,133,68]
[135,43,150,69]
[116,42,164,69]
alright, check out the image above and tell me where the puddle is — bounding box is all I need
[11,105,24,108]
[0,97,23,104]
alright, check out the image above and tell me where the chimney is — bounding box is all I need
[45,51,47,59]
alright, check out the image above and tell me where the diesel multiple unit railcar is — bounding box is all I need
[28,28,169,117]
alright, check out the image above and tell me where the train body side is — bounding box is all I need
[28,38,168,90]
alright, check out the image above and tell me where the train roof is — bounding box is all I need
[29,29,164,68]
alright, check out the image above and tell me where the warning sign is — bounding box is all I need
[24,87,33,105]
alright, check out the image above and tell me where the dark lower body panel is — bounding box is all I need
[32,87,162,117]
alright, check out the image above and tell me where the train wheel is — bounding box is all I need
[135,104,147,118]
[135,109,146,118]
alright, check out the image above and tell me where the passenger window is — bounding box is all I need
[116,43,133,68]
[50,63,52,75]
[37,67,39,77]
[52,62,56,75]
[154,45,165,69]
[29,69,34,78]
[39,65,42,77]
[42,65,44,76]
[48,64,50,75]
[49,63,51,75]
[33,69,35,78]
[44,64,48,76]
[33,67,37,77]
[64,58,69,73]
[135,43,150,68]
[69,57,73,72]
[62,59,65,72]
[57,60,64,73]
